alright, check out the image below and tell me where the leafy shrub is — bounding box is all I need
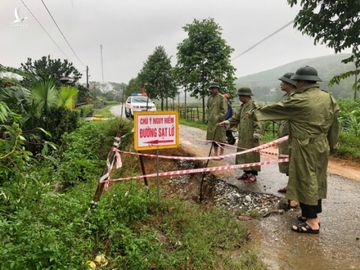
[45,107,80,142]
[76,104,94,117]
[337,132,360,159]
[54,119,132,186]
[0,122,33,183]
[0,118,260,270]
[338,99,360,135]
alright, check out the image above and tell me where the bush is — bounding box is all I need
[336,132,360,159]
[0,118,262,270]
[76,104,94,117]
[55,119,132,186]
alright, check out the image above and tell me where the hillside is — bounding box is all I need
[236,54,356,101]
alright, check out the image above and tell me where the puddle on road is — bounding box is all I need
[165,158,360,270]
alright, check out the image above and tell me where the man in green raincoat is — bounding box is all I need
[219,87,262,183]
[277,73,296,195]
[206,82,228,157]
[254,66,340,234]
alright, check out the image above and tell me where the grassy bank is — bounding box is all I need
[0,119,265,269]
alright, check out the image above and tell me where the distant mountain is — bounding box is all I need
[236,54,356,101]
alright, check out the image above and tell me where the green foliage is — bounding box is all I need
[124,77,142,98]
[176,18,236,121]
[0,118,259,269]
[30,80,58,117]
[176,18,236,95]
[54,119,131,186]
[57,86,79,110]
[288,0,359,63]
[93,105,114,118]
[0,102,10,123]
[288,0,360,97]
[20,55,82,88]
[138,46,177,110]
[0,122,33,183]
[0,86,30,115]
[338,99,360,136]
[76,104,94,117]
[337,132,360,159]
[42,107,80,143]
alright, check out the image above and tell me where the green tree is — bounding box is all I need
[124,77,142,98]
[20,55,82,87]
[288,0,360,99]
[138,46,177,110]
[176,18,236,122]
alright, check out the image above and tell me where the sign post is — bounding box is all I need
[134,111,179,202]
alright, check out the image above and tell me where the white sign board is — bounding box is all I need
[134,111,179,151]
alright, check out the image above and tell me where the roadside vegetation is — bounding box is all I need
[0,117,265,269]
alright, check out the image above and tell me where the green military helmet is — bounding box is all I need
[291,66,322,82]
[237,87,253,96]
[279,72,296,86]
[208,82,220,90]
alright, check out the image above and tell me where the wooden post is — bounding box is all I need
[92,128,124,205]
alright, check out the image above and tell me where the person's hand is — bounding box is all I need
[217,121,226,127]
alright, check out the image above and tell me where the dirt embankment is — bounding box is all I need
[328,158,360,181]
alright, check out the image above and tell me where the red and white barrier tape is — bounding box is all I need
[99,135,125,185]
[116,135,288,161]
[109,158,289,183]
[195,138,288,158]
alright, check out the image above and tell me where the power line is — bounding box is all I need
[20,0,68,58]
[233,20,294,60]
[40,0,86,66]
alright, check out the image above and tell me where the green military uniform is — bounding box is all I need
[206,93,227,143]
[277,93,291,175]
[227,99,262,171]
[255,84,340,205]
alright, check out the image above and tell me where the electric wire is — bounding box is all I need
[40,0,86,66]
[233,20,294,60]
[20,0,68,58]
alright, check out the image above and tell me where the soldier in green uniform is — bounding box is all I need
[219,87,262,183]
[254,66,340,234]
[206,82,228,158]
[277,73,296,194]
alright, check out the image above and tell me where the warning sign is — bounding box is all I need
[134,111,179,151]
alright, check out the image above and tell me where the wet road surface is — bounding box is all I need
[180,125,360,270]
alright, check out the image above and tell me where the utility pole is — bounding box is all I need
[100,44,104,82]
[86,65,89,88]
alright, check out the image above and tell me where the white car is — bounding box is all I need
[125,94,156,118]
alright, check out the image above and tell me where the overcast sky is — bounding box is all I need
[0,0,344,84]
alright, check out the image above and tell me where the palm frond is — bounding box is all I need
[0,101,10,123]
[57,86,78,110]
[30,80,57,116]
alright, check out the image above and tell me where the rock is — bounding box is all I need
[289,200,299,208]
